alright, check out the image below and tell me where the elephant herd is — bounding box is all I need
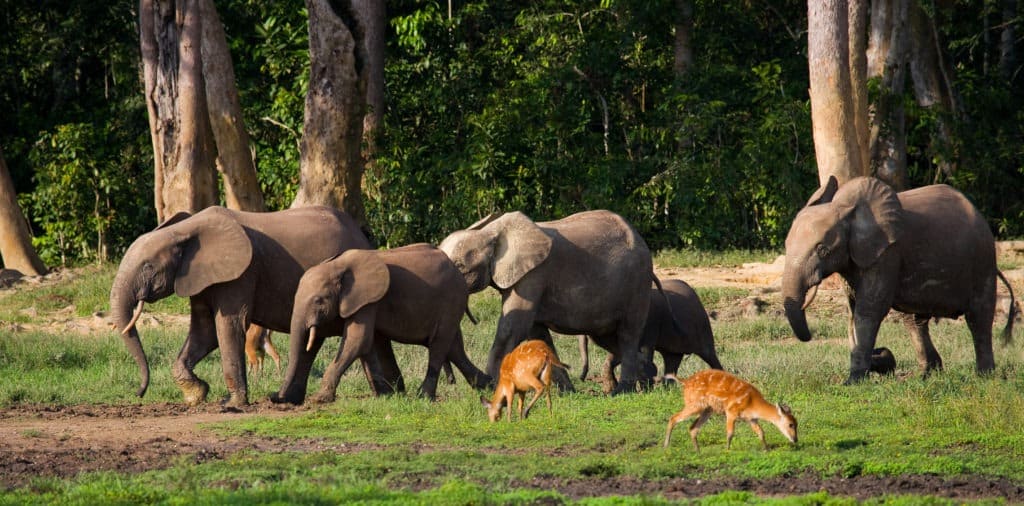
[110,177,1017,409]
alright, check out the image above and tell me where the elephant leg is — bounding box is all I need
[845,285,858,349]
[965,309,996,375]
[369,338,404,394]
[447,330,493,390]
[905,314,943,375]
[601,353,618,394]
[313,310,377,403]
[173,299,217,405]
[487,289,538,378]
[847,312,885,384]
[214,311,250,408]
[577,335,590,381]
[661,352,683,379]
[442,362,456,385]
[418,334,454,401]
[529,325,574,392]
[611,315,648,395]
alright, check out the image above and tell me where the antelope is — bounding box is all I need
[480,340,569,422]
[244,324,281,373]
[663,369,797,451]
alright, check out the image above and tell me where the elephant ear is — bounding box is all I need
[467,212,503,231]
[173,207,253,297]
[489,211,553,289]
[155,211,192,230]
[833,177,903,269]
[804,175,839,207]
[337,250,390,318]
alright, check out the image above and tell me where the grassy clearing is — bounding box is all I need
[653,249,779,269]
[1,261,1022,504]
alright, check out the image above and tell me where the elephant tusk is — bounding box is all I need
[802,284,819,311]
[306,325,317,352]
[121,300,145,335]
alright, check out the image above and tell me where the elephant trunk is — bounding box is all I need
[782,267,814,343]
[272,319,315,405]
[110,275,150,397]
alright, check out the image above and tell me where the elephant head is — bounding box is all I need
[109,207,253,397]
[438,211,553,293]
[782,176,903,342]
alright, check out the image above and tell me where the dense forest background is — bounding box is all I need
[1,0,1021,267]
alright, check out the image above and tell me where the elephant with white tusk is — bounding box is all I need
[782,176,1017,384]
[109,206,371,407]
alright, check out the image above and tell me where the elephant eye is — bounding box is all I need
[816,244,830,257]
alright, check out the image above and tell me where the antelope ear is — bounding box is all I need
[337,250,390,318]
[805,175,840,207]
[480,395,492,408]
[833,178,902,268]
[173,207,253,297]
[489,212,553,289]
[778,403,792,415]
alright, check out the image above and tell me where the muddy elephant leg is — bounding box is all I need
[313,310,377,403]
[905,314,943,375]
[530,325,574,392]
[601,353,618,394]
[173,299,217,406]
[447,330,493,390]
[214,311,250,407]
[578,335,590,380]
[367,338,403,394]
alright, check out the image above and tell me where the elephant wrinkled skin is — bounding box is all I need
[440,210,657,394]
[272,244,491,405]
[110,206,370,407]
[782,176,1017,384]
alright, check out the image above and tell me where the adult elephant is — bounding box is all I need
[439,210,657,394]
[783,176,1017,384]
[271,244,491,405]
[110,206,371,407]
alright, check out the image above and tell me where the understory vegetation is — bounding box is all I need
[1,255,1022,503]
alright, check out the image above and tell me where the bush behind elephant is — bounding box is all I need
[439,210,658,394]
[271,243,492,405]
[110,206,371,407]
[782,176,1017,384]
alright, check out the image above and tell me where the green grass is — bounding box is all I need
[1,258,1022,504]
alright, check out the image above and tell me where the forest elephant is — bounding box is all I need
[581,278,723,391]
[439,210,658,394]
[110,206,371,407]
[271,244,492,405]
[782,176,1017,384]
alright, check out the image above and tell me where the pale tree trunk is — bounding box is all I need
[807,0,868,186]
[908,0,960,179]
[673,0,694,78]
[199,0,265,212]
[140,0,217,223]
[354,0,385,159]
[867,0,909,190]
[848,0,870,173]
[0,147,47,276]
[291,0,368,230]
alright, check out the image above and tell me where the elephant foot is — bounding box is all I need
[224,392,249,409]
[269,392,304,405]
[611,380,640,396]
[309,390,337,404]
[842,370,869,385]
[416,388,438,401]
[179,379,210,406]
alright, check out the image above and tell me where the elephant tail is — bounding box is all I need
[997,270,1017,345]
[652,274,685,336]
[464,307,479,325]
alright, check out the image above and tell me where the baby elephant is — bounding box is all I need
[272,244,491,405]
[664,369,797,451]
[481,340,569,422]
[583,278,723,390]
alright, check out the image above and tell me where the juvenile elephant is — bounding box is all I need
[439,210,657,394]
[783,176,1017,384]
[110,206,371,407]
[580,278,724,390]
[271,244,491,405]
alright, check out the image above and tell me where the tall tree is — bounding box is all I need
[0,147,47,276]
[867,0,910,189]
[908,0,960,179]
[354,0,386,162]
[673,0,694,78]
[140,0,218,223]
[200,0,266,212]
[291,0,369,231]
[807,0,869,185]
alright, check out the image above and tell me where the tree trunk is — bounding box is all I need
[199,0,265,212]
[292,0,368,230]
[673,0,694,78]
[354,0,385,159]
[867,0,909,190]
[908,0,959,179]
[1000,0,1018,82]
[848,0,870,174]
[807,0,867,186]
[0,147,47,276]
[140,0,217,223]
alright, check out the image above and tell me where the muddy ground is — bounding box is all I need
[2,248,1023,500]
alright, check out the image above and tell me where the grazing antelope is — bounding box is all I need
[481,340,569,422]
[663,369,797,451]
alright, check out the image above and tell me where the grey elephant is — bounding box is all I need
[580,278,724,389]
[783,176,1017,383]
[271,243,492,405]
[439,210,658,394]
[110,206,371,407]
